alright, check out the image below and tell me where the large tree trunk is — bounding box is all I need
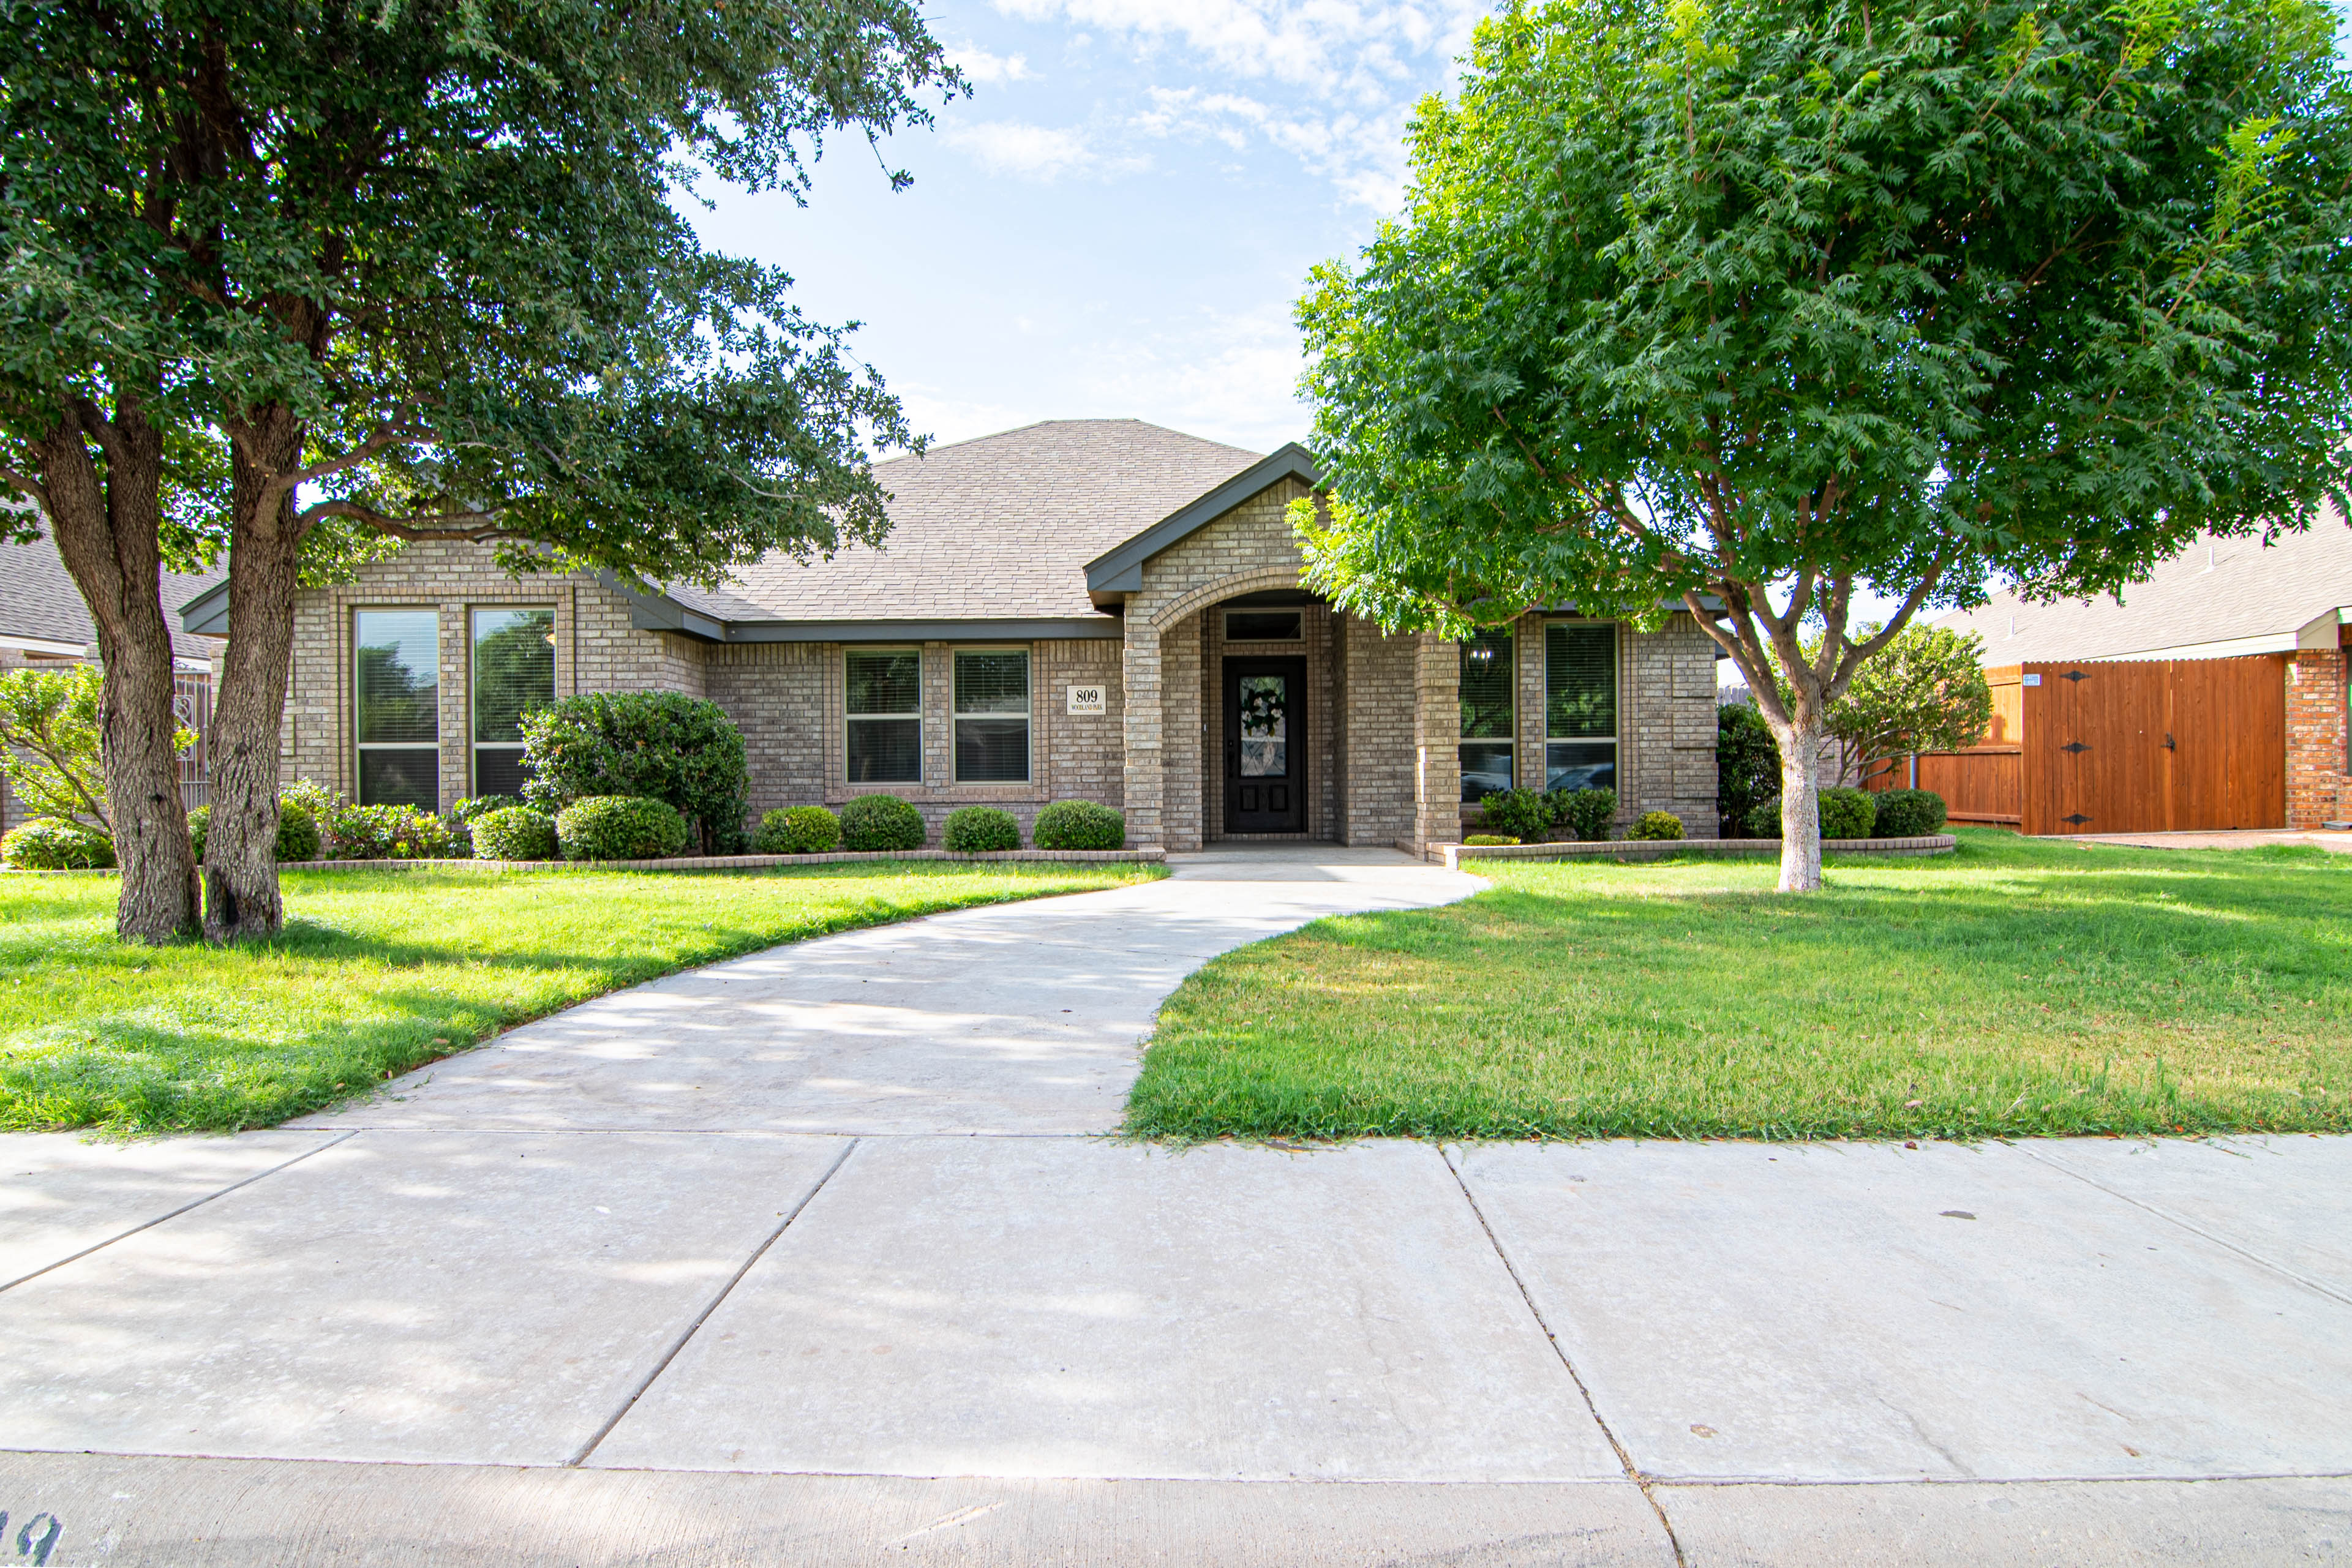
[1770,710,1827,893]
[202,407,307,943]
[32,404,202,943]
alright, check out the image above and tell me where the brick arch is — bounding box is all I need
[1147,565,1308,634]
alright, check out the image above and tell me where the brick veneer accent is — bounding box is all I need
[2287,645,2351,827]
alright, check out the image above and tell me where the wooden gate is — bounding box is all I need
[1891,656,2286,834]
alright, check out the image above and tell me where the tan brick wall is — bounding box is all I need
[1337,612,1424,847]
[2287,646,2351,828]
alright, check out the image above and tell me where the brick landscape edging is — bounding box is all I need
[1437,833,1958,869]
[6,847,1164,876]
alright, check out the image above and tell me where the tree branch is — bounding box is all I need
[296,498,514,541]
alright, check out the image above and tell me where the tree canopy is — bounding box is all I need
[1293,0,2352,885]
[0,0,958,939]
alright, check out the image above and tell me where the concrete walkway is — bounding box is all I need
[2,846,2348,1565]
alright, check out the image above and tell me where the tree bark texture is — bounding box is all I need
[1769,710,1827,893]
[201,405,307,943]
[31,403,202,943]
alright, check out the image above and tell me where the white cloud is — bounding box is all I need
[993,0,1485,96]
[950,43,1035,83]
[1132,85,1413,209]
[942,120,1146,180]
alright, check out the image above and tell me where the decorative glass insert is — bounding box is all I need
[1225,609,1302,642]
[953,649,1031,782]
[355,609,439,809]
[471,607,554,798]
[1459,628,1514,802]
[1238,674,1288,776]
[1546,621,1619,793]
[846,648,922,782]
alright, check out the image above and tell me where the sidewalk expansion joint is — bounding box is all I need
[1440,1146,1689,1568]
[565,1135,860,1468]
[0,1130,359,1296]
[2021,1147,2352,1311]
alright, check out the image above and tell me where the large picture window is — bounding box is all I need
[1459,628,1514,802]
[954,648,1031,783]
[846,649,922,782]
[472,607,555,798]
[355,609,439,809]
[1546,621,1618,793]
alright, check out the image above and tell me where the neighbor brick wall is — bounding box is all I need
[2286,645,2351,828]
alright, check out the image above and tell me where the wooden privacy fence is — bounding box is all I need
[1875,657,2286,835]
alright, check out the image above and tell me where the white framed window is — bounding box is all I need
[470,607,555,798]
[953,648,1031,783]
[846,648,922,782]
[1459,627,1515,803]
[354,608,439,809]
[1545,621,1618,793]
[1225,608,1302,642]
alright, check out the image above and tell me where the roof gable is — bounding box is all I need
[1084,444,1320,594]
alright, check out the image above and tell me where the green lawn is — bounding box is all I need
[2,862,1160,1134]
[1125,831,2352,1143]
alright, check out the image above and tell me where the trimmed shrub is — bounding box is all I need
[754,806,841,855]
[1555,787,1618,842]
[1032,800,1125,851]
[519,691,748,853]
[944,806,1021,853]
[1746,797,1784,838]
[1820,787,1878,840]
[1478,787,1551,842]
[1629,811,1685,841]
[1717,703,1778,838]
[189,800,319,863]
[1871,788,1948,838]
[1,817,114,869]
[187,803,208,860]
[472,806,558,861]
[451,794,520,825]
[279,778,343,855]
[1462,833,1520,846]
[556,796,689,861]
[838,793,926,852]
[331,803,465,860]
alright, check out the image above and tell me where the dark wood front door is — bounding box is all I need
[1224,658,1307,833]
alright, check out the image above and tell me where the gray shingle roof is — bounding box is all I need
[1,524,225,665]
[1936,518,2352,662]
[679,419,1264,623]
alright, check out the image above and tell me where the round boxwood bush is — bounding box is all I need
[472,806,558,861]
[1629,811,1685,841]
[189,801,319,862]
[1553,786,1618,842]
[1462,833,1520,846]
[556,796,689,861]
[1031,799,1125,851]
[944,806,1021,853]
[451,794,520,825]
[754,805,842,855]
[838,793,926,852]
[1478,787,1551,842]
[1820,786,1878,840]
[1870,788,1948,838]
[1,817,114,869]
[519,691,749,854]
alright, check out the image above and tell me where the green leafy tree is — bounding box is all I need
[1,0,957,940]
[1715,702,1778,837]
[0,664,192,838]
[1811,625,1994,785]
[1293,0,2352,888]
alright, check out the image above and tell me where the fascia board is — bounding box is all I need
[724,617,1123,643]
[1083,444,1320,591]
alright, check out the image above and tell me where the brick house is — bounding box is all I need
[1936,520,2352,830]
[180,421,1723,850]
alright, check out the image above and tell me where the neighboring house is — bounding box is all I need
[1935,520,2352,829]
[1,528,225,831]
[181,420,1722,849]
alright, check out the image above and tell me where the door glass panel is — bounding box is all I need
[1238,675,1288,777]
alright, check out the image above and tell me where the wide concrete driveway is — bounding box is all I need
[2,846,2348,1565]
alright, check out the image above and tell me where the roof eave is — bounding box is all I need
[179,580,231,637]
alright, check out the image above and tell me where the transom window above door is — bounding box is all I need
[846,648,922,782]
[1225,609,1302,642]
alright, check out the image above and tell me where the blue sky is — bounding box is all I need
[690,0,1494,456]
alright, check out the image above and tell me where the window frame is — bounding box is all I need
[352,606,441,810]
[468,604,555,798]
[1543,618,1620,797]
[1458,626,1515,803]
[951,645,1033,785]
[844,645,924,785]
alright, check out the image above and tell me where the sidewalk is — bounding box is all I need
[2,847,2347,1564]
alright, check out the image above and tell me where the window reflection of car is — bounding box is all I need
[1462,760,1517,801]
[1546,763,1616,794]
